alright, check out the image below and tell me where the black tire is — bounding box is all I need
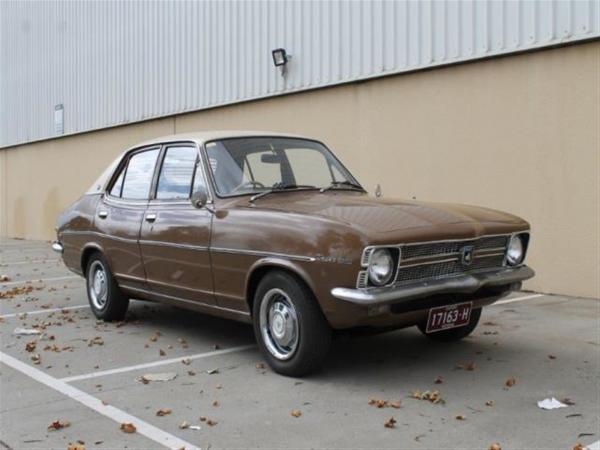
[252,270,332,377]
[85,252,129,321]
[418,307,482,342]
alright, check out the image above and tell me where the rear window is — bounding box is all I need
[119,149,160,200]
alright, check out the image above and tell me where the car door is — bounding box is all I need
[95,146,160,291]
[139,143,215,305]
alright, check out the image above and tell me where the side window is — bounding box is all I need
[109,167,125,197]
[121,149,160,200]
[156,146,198,200]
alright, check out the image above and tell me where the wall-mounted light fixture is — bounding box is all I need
[271,48,289,67]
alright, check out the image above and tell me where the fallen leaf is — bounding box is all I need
[149,335,158,342]
[455,415,466,420]
[434,376,444,384]
[389,401,401,409]
[291,409,302,418]
[384,417,397,429]
[31,353,41,365]
[179,421,190,429]
[562,398,576,406]
[120,422,136,433]
[139,372,177,383]
[368,398,401,409]
[47,420,71,431]
[159,349,166,356]
[87,336,104,347]
[573,444,584,450]
[181,358,192,365]
[187,370,196,376]
[0,275,11,282]
[67,442,86,450]
[456,362,476,371]
[505,377,516,387]
[255,362,265,369]
[207,419,218,426]
[412,390,445,404]
[156,408,172,416]
[486,400,495,407]
[66,442,85,450]
[206,368,219,374]
[212,400,220,407]
[488,444,501,450]
[548,354,557,360]
[25,340,37,352]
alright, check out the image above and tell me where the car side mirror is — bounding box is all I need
[191,189,208,209]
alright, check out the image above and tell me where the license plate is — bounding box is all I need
[426,302,473,333]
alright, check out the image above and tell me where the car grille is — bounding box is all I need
[401,235,509,260]
[394,235,509,286]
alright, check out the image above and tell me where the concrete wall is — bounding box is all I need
[1,42,598,299]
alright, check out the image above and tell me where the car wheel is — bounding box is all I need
[252,270,332,377]
[86,252,129,321]
[417,307,482,342]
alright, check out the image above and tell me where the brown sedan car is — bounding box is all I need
[54,131,534,376]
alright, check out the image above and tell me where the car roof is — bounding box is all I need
[129,130,309,150]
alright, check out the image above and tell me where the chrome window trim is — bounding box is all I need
[138,240,209,252]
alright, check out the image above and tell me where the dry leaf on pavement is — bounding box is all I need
[505,377,516,387]
[384,417,397,429]
[455,362,476,371]
[207,419,218,426]
[412,390,445,404]
[47,420,71,431]
[573,444,584,450]
[212,400,220,407]
[179,421,190,429]
[25,341,36,352]
[120,422,136,433]
[291,409,302,417]
[67,442,86,450]
[156,408,172,416]
[434,376,444,384]
[255,362,265,369]
[181,358,192,365]
[488,443,501,450]
[486,400,495,407]
[455,415,466,420]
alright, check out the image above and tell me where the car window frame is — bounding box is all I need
[148,141,214,206]
[201,136,362,199]
[105,145,161,204]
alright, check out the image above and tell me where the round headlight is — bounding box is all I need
[506,235,524,266]
[368,248,394,286]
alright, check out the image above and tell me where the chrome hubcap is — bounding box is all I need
[259,288,299,360]
[88,261,108,310]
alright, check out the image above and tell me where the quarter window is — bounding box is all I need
[156,146,198,200]
[121,149,160,200]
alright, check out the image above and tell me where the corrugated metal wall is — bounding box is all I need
[1,0,599,148]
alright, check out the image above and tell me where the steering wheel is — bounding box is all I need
[233,180,266,192]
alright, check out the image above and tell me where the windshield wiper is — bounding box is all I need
[319,180,364,193]
[249,183,316,203]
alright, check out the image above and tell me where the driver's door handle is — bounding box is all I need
[145,213,157,222]
[98,210,108,219]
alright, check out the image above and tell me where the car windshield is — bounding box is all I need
[205,137,361,197]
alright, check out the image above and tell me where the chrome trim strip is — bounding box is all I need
[114,273,146,283]
[400,233,513,247]
[138,240,209,251]
[62,230,138,245]
[145,278,213,296]
[331,266,535,306]
[399,257,458,269]
[120,284,250,316]
[60,231,313,261]
[401,246,508,263]
[210,247,316,262]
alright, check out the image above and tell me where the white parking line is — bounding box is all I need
[0,304,88,319]
[0,258,60,266]
[494,293,545,305]
[61,344,255,383]
[0,275,80,287]
[586,441,600,450]
[0,351,200,450]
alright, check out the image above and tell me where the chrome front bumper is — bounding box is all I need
[331,266,535,306]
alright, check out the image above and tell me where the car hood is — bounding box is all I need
[250,192,526,233]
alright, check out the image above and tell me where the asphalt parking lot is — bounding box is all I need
[0,238,598,450]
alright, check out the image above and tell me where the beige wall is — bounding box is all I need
[1,42,599,298]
